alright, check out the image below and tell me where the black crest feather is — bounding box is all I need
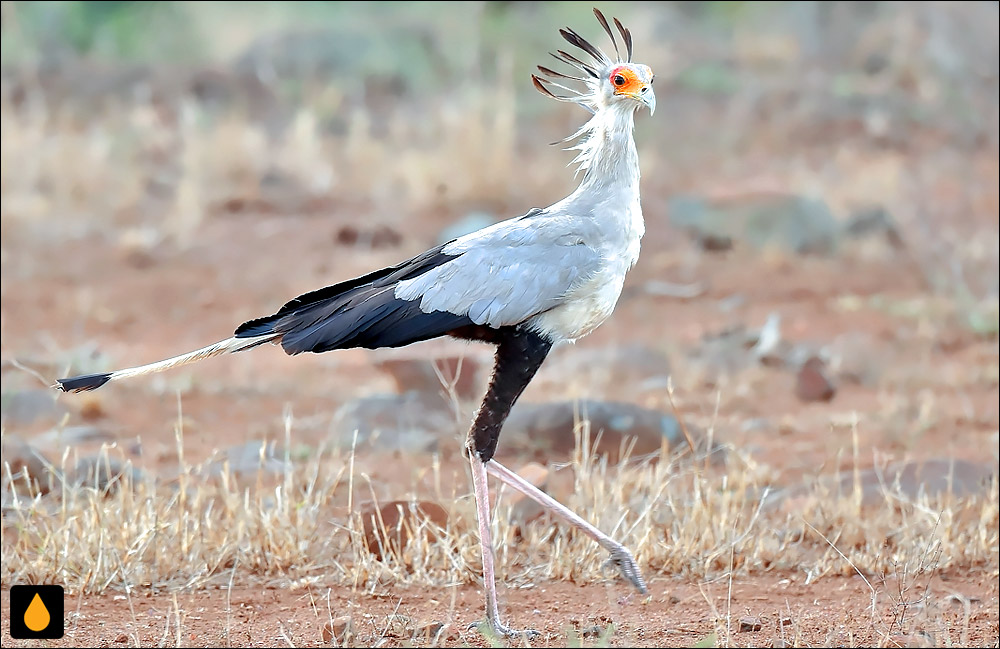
[533,8,636,104]
[559,27,606,65]
[593,9,620,62]
[614,17,633,62]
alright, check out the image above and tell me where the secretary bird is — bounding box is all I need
[56,8,654,638]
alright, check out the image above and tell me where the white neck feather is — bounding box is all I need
[566,102,640,193]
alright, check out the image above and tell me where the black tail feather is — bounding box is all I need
[235,243,472,354]
[278,286,472,354]
[56,372,113,393]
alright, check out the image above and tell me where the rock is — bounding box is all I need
[1,389,68,425]
[1,435,53,495]
[359,500,449,561]
[331,392,456,453]
[203,440,290,479]
[373,352,482,402]
[413,621,447,642]
[669,192,840,255]
[695,317,799,375]
[502,400,706,464]
[69,455,141,492]
[507,462,550,523]
[850,459,996,504]
[668,195,733,251]
[772,458,997,510]
[739,617,762,632]
[36,425,114,446]
[694,323,762,375]
[843,205,904,249]
[795,356,836,402]
[321,616,353,644]
[824,332,887,387]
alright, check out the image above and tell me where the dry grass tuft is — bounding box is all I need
[3,413,996,603]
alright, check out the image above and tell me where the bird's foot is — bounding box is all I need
[602,547,648,594]
[469,620,541,642]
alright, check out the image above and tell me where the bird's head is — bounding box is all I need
[533,8,655,116]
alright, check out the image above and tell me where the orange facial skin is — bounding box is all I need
[609,65,652,98]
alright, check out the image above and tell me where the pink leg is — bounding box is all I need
[486,459,647,593]
[469,453,540,640]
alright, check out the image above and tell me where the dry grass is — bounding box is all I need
[3,405,996,644]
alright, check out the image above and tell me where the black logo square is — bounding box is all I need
[9,584,64,639]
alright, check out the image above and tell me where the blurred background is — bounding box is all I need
[2,0,998,499]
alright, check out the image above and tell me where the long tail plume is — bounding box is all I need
[54,335,278,393]
[532,8,632,108]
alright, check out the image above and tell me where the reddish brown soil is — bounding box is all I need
[2,572,997,648]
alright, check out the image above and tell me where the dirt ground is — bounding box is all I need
[1,571,997,648]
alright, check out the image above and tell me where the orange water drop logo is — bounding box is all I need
[24,592,51,632]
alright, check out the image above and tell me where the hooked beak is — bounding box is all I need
[638,84,655,115]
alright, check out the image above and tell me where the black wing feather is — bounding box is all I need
[235,243,474,354]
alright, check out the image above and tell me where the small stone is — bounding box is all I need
[413,621,446,641]
[322,616,352,644]
[360,500,449,561]
[739,617,762,632]
[114,633,128,643]
[795,356,836,402]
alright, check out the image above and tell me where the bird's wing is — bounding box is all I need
[394,213,601,328]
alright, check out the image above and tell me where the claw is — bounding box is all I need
[602,547,648,594]
[471,620,541,642]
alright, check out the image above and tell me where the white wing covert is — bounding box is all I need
[394,215,601,329]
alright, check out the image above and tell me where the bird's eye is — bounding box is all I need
[613,74,626,86]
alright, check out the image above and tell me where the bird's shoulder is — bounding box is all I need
[443,206,596,255]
